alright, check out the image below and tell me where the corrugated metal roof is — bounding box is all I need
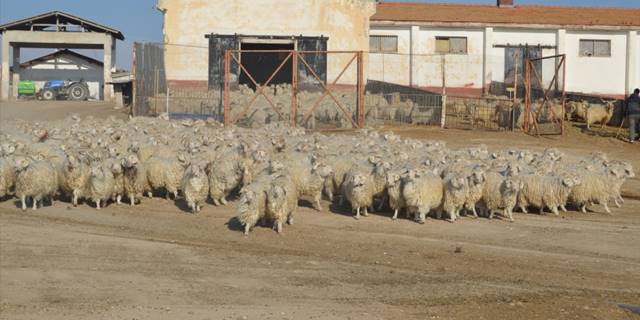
[372,2,640,28]
[0,11,124,40]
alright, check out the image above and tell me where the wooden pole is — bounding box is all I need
[440,54,447,128]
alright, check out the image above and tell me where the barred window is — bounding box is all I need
[579,39,611,57]
[435,36,468,54]
[370,35,398,53]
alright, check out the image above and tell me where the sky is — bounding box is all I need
[1,0,638,70]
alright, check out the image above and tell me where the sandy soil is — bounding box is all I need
[0,100,128,122]
[1,105,639,319]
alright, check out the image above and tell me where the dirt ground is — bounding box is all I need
[1,103,639,319]
[0,100,129,122]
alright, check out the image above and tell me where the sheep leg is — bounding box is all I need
[376,195,386,211]
[147,191,153,198]
[116,194,122,205]
[96,199,101,210]
[471,206,478,219]
[551,206,559,216]
[355,207,360,220]
[165,191,170,200]
[220,198,228,205]
[488,209,494,220]
[313,194,322,211]
[21,196,26,211]
[243,224,251,236]
[275,220,283,233]
[581,204,587,213]
[505,208,514,222]
[287,212,294,225]
[392,208,399,220]
[129,194,135,206]
[538,207,545,215]
[363,207,369,217]
[72,193,78,207]
[196,204,201,212]
[560,204,568,212]
[613,198,621,208]
[447,210,456,223]
[212,198,220,206]
[32,198,38,210]
[519,205,528,214]
[603,202,611,214]
[416,211,426,224]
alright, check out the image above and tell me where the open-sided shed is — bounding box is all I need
[0,11,124,101]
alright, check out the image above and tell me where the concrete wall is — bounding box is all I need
[158,0,376,86]
[19,54,103,100]
[565,30,628,96]
[370,23,638,97]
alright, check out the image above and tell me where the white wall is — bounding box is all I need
[565,30,627,96]
[368,26,411,85]
[19,54,103,100]
[158,0,376,84]
[369,26,484,89]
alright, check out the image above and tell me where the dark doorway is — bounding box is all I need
[239,42,294,90]
[505,46,542,97]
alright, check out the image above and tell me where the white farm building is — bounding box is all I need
[156,0,639,99]
[369,0,640,98]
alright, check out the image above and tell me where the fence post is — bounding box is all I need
[166,85,170,118]
[291,51,298,127]
[440,54,447,128]
[223,50,230,126]
[132,43,137,117]
[357,51,365,128]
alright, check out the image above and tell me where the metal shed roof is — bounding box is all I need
[0,10,124,40]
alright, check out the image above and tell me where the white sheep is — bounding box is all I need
[122,153,152,206]
[236,174,273,235]
[442,174,468,222]
[568,167,622,214]
[586,101,615,129]
[146,154,188,200]
[385,171,407,220]
[517,174,580,215]
[15,158,58,211]
[58,153,90,207]
[181,163,209,213]
[402,171,443,224]
[206,155,249,206]
[88,164,115,209]
[479,172,521,222]
[266,174,298,233]
[463,169,486,218]
[0,157,18,198]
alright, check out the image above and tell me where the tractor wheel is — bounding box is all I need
[41,89,56,101]
[68,83,89,101]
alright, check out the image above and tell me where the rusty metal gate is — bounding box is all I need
[223,50,364,129]
[524,54,566,135]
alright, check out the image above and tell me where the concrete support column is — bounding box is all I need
[1,37,10,101]
[409,25,420,87]
[482,27,493,95]
[103,35,114,101]
[556,29,566,91]
[626,30,638,96]
[12,46,20,99]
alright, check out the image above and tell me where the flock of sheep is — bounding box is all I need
[0,115,634,235]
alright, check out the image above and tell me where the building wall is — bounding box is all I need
[158,0,376,86]
[370,23,637,96]
[19,54,103,100]
[564,30,627,96]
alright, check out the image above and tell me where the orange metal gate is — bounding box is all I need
[223,50,365,129]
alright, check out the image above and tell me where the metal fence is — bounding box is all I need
[222,50,364,129]
[524,54,566,135]
[132,42,166,116]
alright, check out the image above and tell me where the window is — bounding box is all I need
[370,35,398,53]
[435,36,468,54]
[579,39,611,57]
